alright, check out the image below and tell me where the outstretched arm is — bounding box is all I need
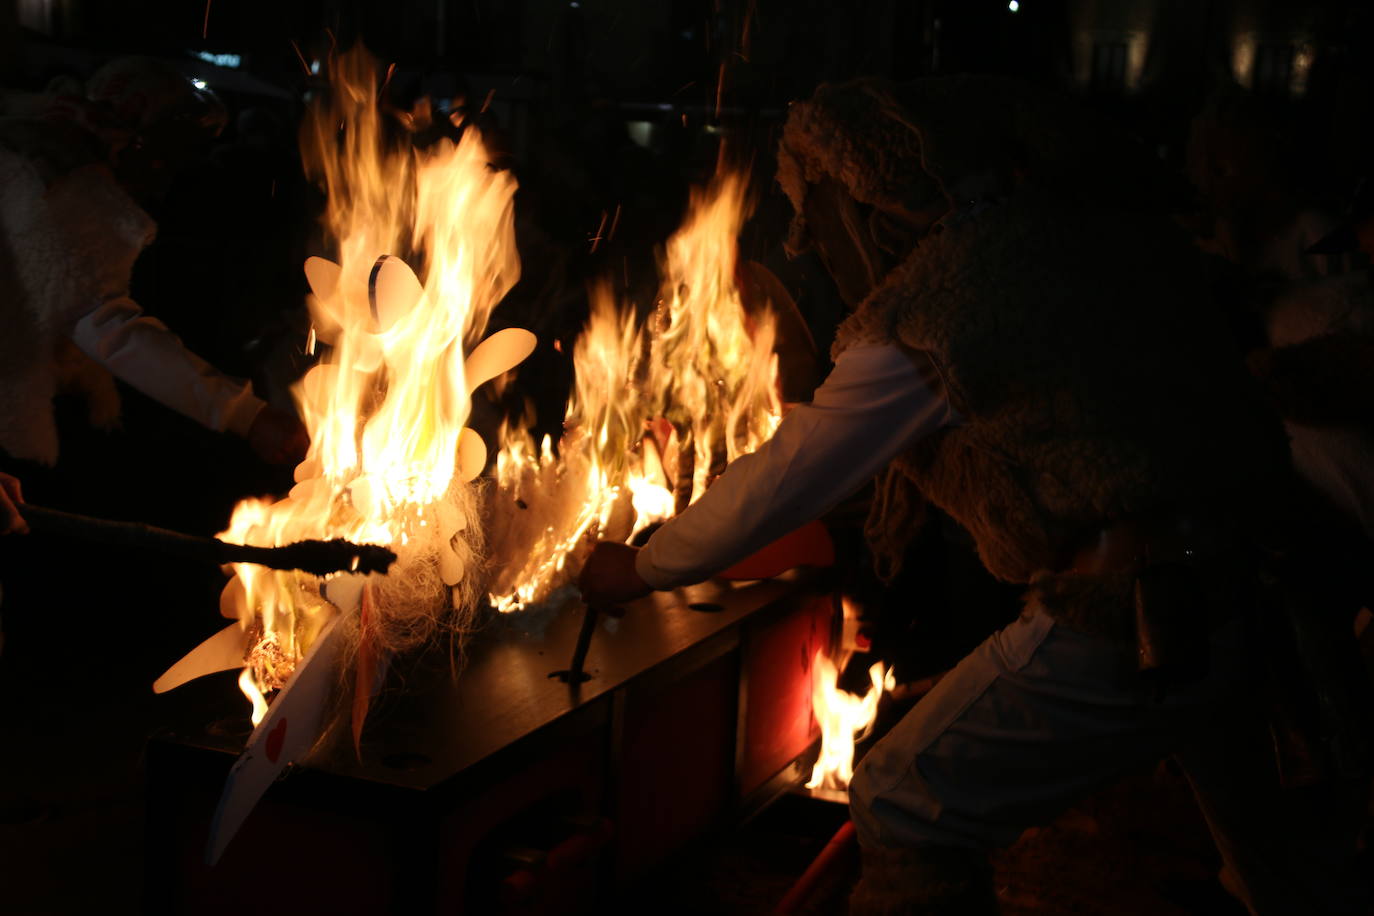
[579,343,953,605]
[70,296,307,464]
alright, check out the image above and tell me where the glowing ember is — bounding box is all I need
[806,651,893,792]
[487,171,779,612]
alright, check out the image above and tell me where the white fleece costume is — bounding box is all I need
[0,131,263,464]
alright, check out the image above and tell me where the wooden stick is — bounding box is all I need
[549,603,601,685]
[567,604,601,681]
[21,504,396,576]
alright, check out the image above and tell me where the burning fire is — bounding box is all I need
[161,52,784,738]
[807,650,893,792]
[208,48,529,724]
[487,285,651,613]
[486,171,780,612]
[645,171,780,507]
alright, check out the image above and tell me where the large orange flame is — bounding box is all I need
[214,48,526,722]
[487,170,779,612]
[646,171,780,507]
[486,285,649,613]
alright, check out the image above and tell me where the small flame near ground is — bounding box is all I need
[807,650,894,792]
[237,668,270,727]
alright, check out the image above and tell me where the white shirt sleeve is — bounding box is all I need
[636,342,955,589]
[69,296,266,436]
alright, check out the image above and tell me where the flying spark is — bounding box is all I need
[290,40,313,78]
[589,210,609,253]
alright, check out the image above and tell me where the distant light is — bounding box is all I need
[627,120,654,149]
[310,59,321,75]
[569,1,580,7]
[1008,0,1019,10]
[191,78,208,90]
[193,50,241,68]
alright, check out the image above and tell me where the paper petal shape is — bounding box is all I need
[300,364,339,408]
[370,255,423,333]
[220,577,248,619]
[348,475,381,519]
[153,623,250,694]
[438,542,464,586]
[288,476,326,507]
[464,328,536,394]
[323,575,366,615]
[292,458,321,485]
[356,336,386,374]
[457,427,487,483]
[435,500,463,539]
[303,258,345,344]
[303,256,341,301]
[305,295,342,348]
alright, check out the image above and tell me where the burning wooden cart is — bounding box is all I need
[146,572,836,914]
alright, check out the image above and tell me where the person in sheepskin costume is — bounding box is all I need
[581,77,1371,914]
[0,57,307,469]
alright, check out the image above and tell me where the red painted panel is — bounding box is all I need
[718,521,835,581]
[437,740,606,914]
[614,654,737,882]
[738,593,835,795]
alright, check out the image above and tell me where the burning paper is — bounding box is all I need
[156,48,533,732]
[152,46,797,864]
[645,171,780,507]
[160,50,784,773]
[485,285,650,613]
[486,171,781,612]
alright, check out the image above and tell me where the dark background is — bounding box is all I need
[1,1,1373,912]
[5,0,1371,518]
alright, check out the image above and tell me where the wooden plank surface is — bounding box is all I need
[155,571,817,795]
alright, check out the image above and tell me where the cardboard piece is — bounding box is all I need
[464,328,537,394]
[152,623,251,694]
[205,612,346,865]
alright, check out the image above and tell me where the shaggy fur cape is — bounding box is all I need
[783,77,1291,638]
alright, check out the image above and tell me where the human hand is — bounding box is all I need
[578,541,652,608]
[1,472,28,535]
[247,406,310,466]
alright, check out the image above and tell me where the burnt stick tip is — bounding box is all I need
[225,539,398,576]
